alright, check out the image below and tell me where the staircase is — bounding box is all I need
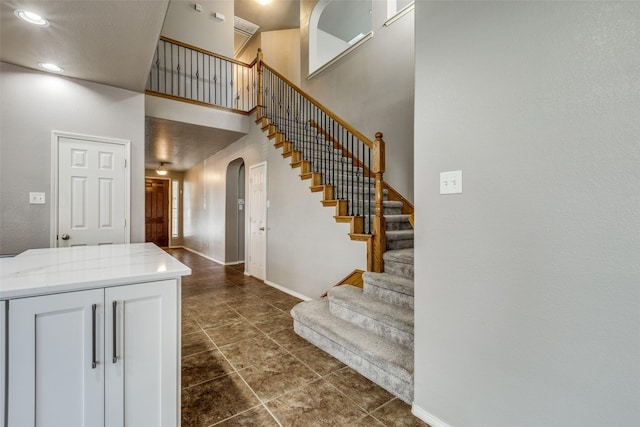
[257,64,415,402]
[146,39,416,404]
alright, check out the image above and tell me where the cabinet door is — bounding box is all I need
[8,289,104,427]
[105,280,178,427]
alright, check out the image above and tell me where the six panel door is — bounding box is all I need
[58,137,127,247]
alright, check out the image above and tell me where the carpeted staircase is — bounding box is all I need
[291,235,415,404]
[261,109,415,404]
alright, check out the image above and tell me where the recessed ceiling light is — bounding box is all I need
[38,63,64,73]
[14,9,49,27]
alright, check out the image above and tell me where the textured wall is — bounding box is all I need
[161,0,234,58]
[413,2,640,426]
[0,63,145,255]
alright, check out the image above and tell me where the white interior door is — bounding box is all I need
[55,133,129,247]
[248,162,267,279]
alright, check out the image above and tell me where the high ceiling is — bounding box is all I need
[1,0,300,173]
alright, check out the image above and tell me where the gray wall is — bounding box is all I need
[0,63,145,255]
[266,134,367,299]
[413,2,640,426]
[182,121,266,264]
[161,0,234,58]
[300,0,415,201]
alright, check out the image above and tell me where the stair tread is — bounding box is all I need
[291,299,413,382]
[385,214,412,222]
[329,285,414,331]
[386,230,414,240]
[362,272,414,297]
[383,248,414,265]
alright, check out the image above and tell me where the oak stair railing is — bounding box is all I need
[146,39,414,275]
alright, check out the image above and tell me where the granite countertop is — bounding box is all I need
[0,243,191,300]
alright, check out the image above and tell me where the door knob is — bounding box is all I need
[61,233,70,240]
[259,227,265,231]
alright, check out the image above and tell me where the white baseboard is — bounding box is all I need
[181,246,225,266]
[180,246,246,266]
[412,404,451,427]
[264,279,312,301]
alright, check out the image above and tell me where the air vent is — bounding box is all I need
[234,16,260,36]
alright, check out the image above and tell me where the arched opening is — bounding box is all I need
[225,158,246,264]
[308,0,372,75]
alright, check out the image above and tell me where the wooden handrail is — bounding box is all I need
[159,36,256,68]
[260,62,375,149]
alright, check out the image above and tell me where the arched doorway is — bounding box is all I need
[225,158,245,264]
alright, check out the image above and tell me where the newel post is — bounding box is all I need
[256,48,264,119]
[373,132,386,273]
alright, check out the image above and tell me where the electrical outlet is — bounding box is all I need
[29,192,46,204]
[440,170,462,195]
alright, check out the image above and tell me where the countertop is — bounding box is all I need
[0,243,191,300]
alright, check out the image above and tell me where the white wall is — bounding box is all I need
[0,62,145,255]
[413,2,640,426]
[301,0,414,202]
[161,0,234,58]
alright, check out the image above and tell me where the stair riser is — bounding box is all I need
[386,222,413,231]
[362,285,414,310]
[350,205,402,216]
[386,239,414,250]
[383,260,414,281]
[329,302,414,349]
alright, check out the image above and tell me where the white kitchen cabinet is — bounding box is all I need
[105,280,177,427]
[7,280,178,427]
[8,289,105,427]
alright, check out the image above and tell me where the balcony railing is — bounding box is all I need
[147,37,257,113]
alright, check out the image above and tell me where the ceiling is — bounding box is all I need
[1,0,300,173]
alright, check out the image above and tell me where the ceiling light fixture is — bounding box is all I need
[38,62,64,73]
[156,162,168,176]
[14,9,49,27]
[257,0,271,5]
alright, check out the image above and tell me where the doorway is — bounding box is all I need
[52,132,130,247]
[145,178,170,247]
[248,162,267,279]
[225,158,245,264]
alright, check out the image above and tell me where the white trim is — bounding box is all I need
[264,280,312,302]
[412,404,452,427]
[307,31,373,80]
[181,246,225,266]
[384,2,415,27]
[50,131,131,248]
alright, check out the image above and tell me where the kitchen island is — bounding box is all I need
[0,243,191,426]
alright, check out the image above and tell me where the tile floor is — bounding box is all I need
[166,248,429,427]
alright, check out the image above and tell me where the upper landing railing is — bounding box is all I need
[147,37,395,272]
[147,36,257,113]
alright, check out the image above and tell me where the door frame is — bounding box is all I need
[144,175,172,247]
[247,161,267,279]
[50,131,131,248]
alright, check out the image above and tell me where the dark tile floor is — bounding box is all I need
[166,248,429,427]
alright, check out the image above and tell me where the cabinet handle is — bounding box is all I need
[112,301,118,363]
[91,304,97,369]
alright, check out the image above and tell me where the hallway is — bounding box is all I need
[166,248,427,426]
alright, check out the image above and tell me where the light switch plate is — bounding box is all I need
[440,170,462,194]
[29,192,46,204]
